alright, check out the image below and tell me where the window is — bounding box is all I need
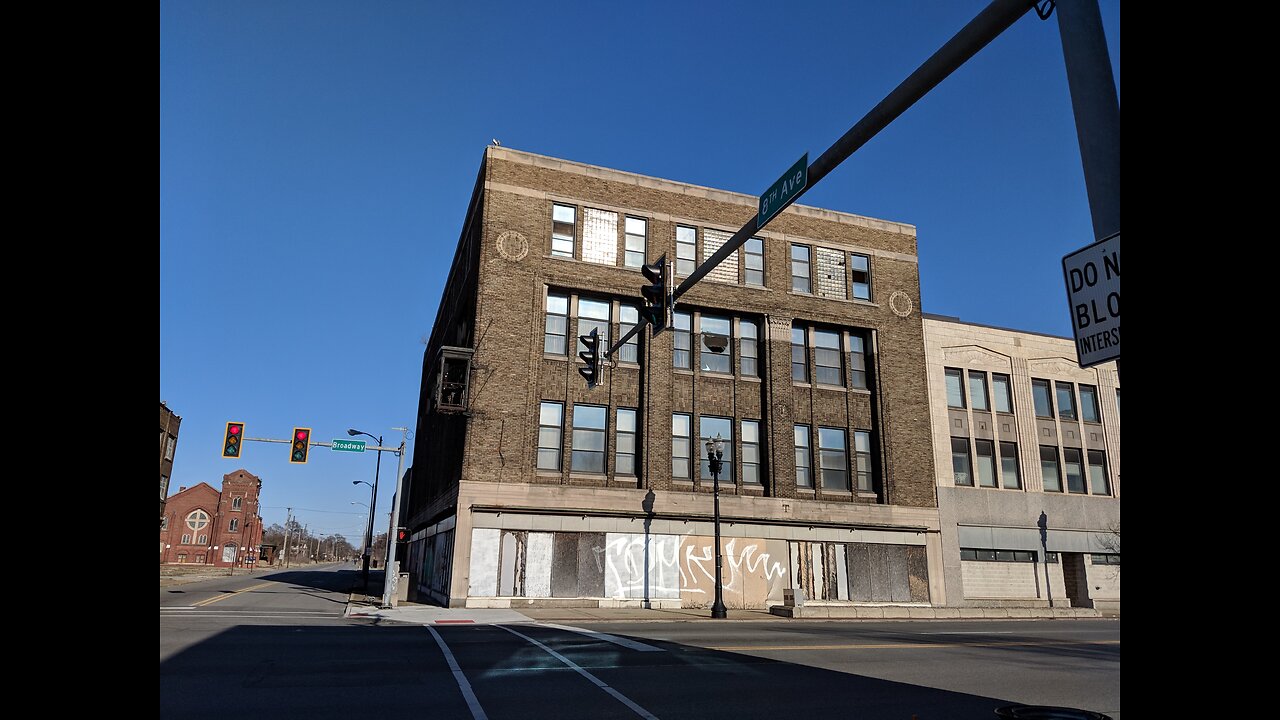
[544,293,569,355]
[951,438,973,486]
[744,237,764,286]
[1032,379,1053,418]
[999,442,1021,489]
[975,439,997,487]
[1079,384,1100,423]
[700,314,732,374]
[814,247,846,299]
[551,204,575,258]
[1040,445,1062,492]
[1044,552,1059,563]
[676,225,697,275]
[702,229,738,284]
[672,414,692,478]
[165,435,176,460]
[960,549,1037,563]
[1088,450,1108,495]
[850,253,871,300]
[1115,389,1120,418]
[992,374,1013,413]
[176,553,187,563]
[1091,554,1121,566]
[571,404,607,473]
[186,510,210,531]
[791,325,808,382]
[854,430,873,492]
[699,416,734,483]
[232,496,242,511]
[848,332,868,389]
[181,534,191,545]
[791,245,811,293]
[740,319,759,377]
[161,516,169,530]
[616,409,637,476]
[969,371,990,412]
[742,420,762,485]
[1063,447,1085,493]
[624,217,647,268]
[945,368,966,408]
[229,518,239,532]
[198,534,208,546]
[160,475,169,500]
[818,427,849,491]
[673,311,692,369]
[813,329,843,386]
[794,425,812,488]
[615,305,639,363]
[1056,381,1077,420]
[577,298,610,355]
[537,402,564,471]
[581,208,618,266]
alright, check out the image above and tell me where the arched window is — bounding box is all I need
[229,518,239,532]
[232,496,242,511]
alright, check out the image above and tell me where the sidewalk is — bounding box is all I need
[344,599,1103,625]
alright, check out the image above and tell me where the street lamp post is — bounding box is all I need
[353,480,376,592]
[705,434,727,619]
[349,429,383,593]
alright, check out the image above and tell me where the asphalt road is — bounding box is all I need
[160,565,1120,719]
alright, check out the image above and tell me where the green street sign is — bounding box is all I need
[331,439,366,453]
[758,153,808,228]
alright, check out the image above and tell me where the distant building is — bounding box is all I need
[160,469,264,567]
[401,147,941,609]
[923,315,1120,612]
[159,401,182,524]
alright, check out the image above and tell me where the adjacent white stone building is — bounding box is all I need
[923,314,1120,612]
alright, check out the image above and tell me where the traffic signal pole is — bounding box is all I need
[381,434,409,608]
[606,0,1039,360]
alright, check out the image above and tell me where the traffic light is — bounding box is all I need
[640,254,669,333]
[290,427,311,464]
[578,327,602,387]
[222,422,245,459]
[396,527,409,543]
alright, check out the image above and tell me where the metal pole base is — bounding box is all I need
[710,605,727,619]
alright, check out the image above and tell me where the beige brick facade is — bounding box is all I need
[403,148,941,608]
[924,315,1120,611]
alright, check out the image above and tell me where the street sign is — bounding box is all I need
[1062,232,1120,368]
[758,153,808,228]
[331,439,367,453]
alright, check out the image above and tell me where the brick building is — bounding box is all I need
[160,469,264,567]
[160,401,181,523]
[923,315,1120,612]
[401,147,943,609]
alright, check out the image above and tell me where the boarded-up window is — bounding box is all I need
[815,247,847,299]
[581,209,618,266]
[701,229,738,284]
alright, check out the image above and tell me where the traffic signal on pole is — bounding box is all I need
[640,254,669,333]
[396,527,409,543]
[290,427,311,464]
[578,327,602,387]
[222,422,245,459]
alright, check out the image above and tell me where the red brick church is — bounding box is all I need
[160,469,264,566]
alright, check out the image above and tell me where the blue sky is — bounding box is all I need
[160,0,1120,536]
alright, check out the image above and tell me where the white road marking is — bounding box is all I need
[498,625,659,720]
[537,623,665,652]
[427,626,489,720]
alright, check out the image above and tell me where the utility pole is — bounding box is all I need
[381,427,410,608]
[282,508,292,568]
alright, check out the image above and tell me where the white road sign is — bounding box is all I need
[1062,233,1120,368]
